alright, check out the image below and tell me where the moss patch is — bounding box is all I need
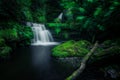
[52,39,120,59]
[52,40,91,57]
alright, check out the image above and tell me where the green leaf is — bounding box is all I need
[94,7,102,17]
[76,16,85,20]
[79,7,85,13]
[87,0,93,3]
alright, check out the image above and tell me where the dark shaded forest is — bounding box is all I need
[0,0,120,80]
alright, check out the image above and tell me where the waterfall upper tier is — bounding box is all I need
[27,22,59,46]
[58,12,63,20]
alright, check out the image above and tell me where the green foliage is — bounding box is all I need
[0,38,5,46]
[0,21,33,57]
[91,40,120,62]
[76,16,85,21]
[48,23,67,34]
[52,40,91,57]
[32,9,46,23]
[48,23,67,27]
[0,22,33,41]
[60,0,76,9]
[0,0,48,22]
[93,45,120,64]
[15,25,33,40]
[0,37,12,58]
[48,0,120,41]
[0,29,18,41]
[0,46,12,58]
[0,0,33,21]
[21,7,33,21]
[16,0,33,21]
[31,0,47,23]
[87,0,94,3]
[93,6,102,17]
[0,0,120,58]
[79,7,86,13]
[102,40,114,47]
[0,0,35,58]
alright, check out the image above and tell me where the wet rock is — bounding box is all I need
[54,57,82,68]
[101,65,120,80]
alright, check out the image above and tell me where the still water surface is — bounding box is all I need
[0,46,73,80]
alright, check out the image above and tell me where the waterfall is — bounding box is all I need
[27,22,58,45]
[58,12,63,20]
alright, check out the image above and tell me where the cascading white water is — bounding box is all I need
[27,22,59,45]
[32,23,54,43]
[58,12,63,20]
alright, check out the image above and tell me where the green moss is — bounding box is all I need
[74,40,91,48]
[52,39,120,58]
[52,40,91,57]
[52,40,75,57]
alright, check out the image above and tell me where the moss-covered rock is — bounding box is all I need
[52,40,91,57]
[52,40,75,57]
[52,39,120,59]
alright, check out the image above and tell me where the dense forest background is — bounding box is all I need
[0,0,120,80]
[0,0,120,58]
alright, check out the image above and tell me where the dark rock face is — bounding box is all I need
[101,65,120,80]
[54,57,82,68]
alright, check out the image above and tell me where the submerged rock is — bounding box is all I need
[101,65,120,79]
[54,57,82,68]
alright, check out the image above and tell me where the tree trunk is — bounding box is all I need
[66,41,98,80]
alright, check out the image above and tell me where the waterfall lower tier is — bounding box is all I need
[27,22,59,45]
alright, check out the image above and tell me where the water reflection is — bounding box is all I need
[31,46,51,70]
[0,46,71,80]
[30,46,61,80]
